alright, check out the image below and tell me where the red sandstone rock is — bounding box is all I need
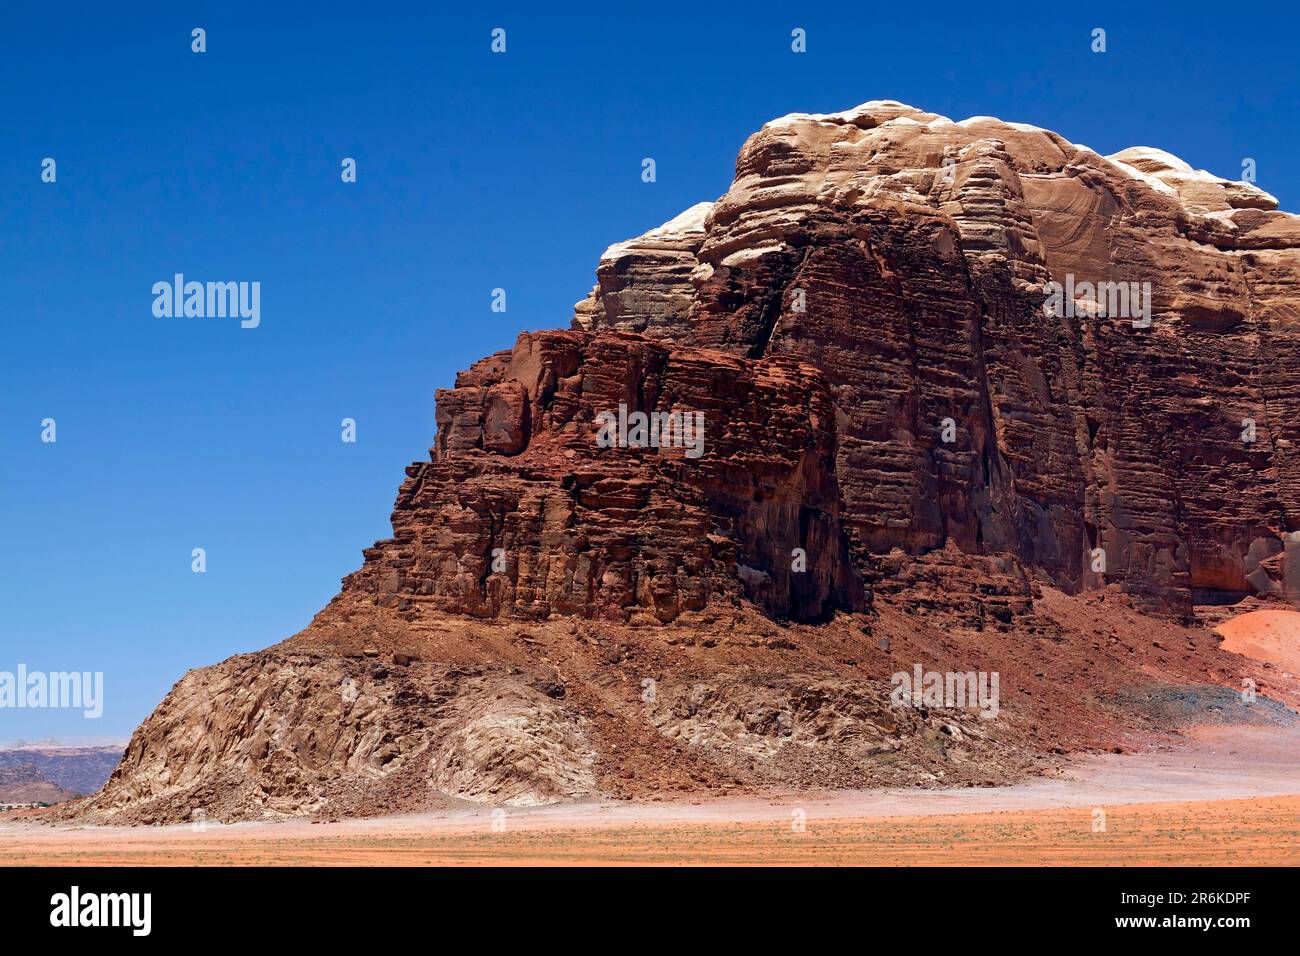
[352,329,863,624]
[576,100,1300,617]
[59,102,1300,824]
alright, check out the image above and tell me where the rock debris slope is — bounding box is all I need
[64,102,1300,824]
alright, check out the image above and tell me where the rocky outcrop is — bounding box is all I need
[345,329,863,624]
[348,100,1300,625]
[61,101,1300,824]
[574,100,1300,617]
[78,655,601,821]
[573,202,714,337]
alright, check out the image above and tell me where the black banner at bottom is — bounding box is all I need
[0,865,1286,942]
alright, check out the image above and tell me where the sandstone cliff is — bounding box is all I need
[572,100,1300,618]
[64,102,1300,824]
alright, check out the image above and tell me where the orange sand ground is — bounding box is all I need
[6,723,1296,868]
[1,795,1296,866]
[1216,609,1300,676]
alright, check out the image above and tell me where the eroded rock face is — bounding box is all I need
[572,100,1300,617]
[70,655,600,822]
[347,329,864,624]
[573,202,714,337]
[64,101,1300,824]
[349,100,1299,623]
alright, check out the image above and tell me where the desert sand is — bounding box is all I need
[1216,609,1300,675]
[5,725,1296,866]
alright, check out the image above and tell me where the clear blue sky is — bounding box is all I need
[4,1,1298,743]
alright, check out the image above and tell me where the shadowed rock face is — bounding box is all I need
[62,102,1300,825]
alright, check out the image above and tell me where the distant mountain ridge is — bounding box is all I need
[0,745,122,798]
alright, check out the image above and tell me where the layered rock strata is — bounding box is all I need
[62,101,1300,823]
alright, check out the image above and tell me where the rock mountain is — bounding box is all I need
[63,101,1300,823]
